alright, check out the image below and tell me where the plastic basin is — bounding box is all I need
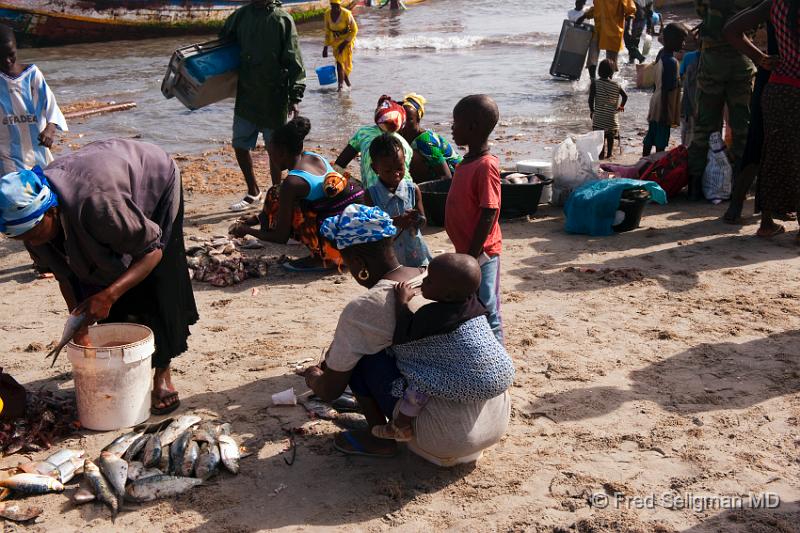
[418,179,451,227]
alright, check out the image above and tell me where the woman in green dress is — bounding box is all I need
[400,93,462,182]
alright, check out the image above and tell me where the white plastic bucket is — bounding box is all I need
[517,160,553,204]
[67,323,153,431]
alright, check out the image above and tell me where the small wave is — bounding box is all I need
[356,32,556,52]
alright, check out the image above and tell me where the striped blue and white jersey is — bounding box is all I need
[0,64,68,175]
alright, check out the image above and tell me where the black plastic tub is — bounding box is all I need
[499,172,552,219]
[613,188,651,233]
[418,179,451,227]
[419,174,553,226]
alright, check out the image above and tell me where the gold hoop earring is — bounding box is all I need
[357,268,370,281]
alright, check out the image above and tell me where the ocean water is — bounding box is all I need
[19,0,667,161]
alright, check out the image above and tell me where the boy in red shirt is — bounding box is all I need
[445,94,503,343]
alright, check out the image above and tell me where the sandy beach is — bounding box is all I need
[1,142,799,531]
[1,0,799,530]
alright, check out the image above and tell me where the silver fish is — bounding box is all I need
[169,430,192,474]
[158,445,171,473]
[0,473,64,495]
[192,426,216,444]
[159,415,202,446]
[141,433,162,468]
[0,502,44,522]
[125,475,203,503]
[214,423,232,437]
[45,312,88,367]
[217,435,240,475]
[56,456,84,484]
[84,459,118,518]
[103,431,143,456]
[98,451,128,498]
[71,482,96,505]
[127,461,145,482]
[194,442,221,480]
[122,434,150,463]
[139,468,163,481]
[44,448,85,467]
[180,440,199,477]
[18,460,59,478]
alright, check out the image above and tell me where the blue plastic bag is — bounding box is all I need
[564,179,667,236]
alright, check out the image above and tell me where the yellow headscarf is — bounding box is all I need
[329,0,341,4]
[402,93,427,120]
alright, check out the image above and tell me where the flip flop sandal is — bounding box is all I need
[150,392,181,416]
[333,431,398,458]
[757,225,786,239]
[229,193,264,212]
[309,392,361,413]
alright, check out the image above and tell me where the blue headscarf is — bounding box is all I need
[320,204,397,249]
[0,166,59,237]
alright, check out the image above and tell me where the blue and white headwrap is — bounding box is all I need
[320,204,397,249]
[0,166,59,237]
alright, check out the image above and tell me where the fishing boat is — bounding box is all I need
[0,0,357,47]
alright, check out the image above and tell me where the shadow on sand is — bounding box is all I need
[525,330,800,422]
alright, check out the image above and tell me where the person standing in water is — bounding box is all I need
[220,0,306,212]
[578,0,637,77]
[324,0,358,92]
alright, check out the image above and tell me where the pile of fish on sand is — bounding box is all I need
[186,236,285,287]
[0,389,79,456]
[0,415,241,522]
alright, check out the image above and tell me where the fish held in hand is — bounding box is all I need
[99,451,128,498]
[125,475,203,503]
[0,473,64,495]
[45,313,88,367]
[141,433,162,468]
[217,435,240,474]
[159,415,201,446]
[84,459,118,517]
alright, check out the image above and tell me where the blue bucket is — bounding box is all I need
[316,65,337,86]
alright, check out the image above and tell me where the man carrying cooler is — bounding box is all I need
[221,0,306,212]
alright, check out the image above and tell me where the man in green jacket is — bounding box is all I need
[221,0,306,212]
[687,0,757,200]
